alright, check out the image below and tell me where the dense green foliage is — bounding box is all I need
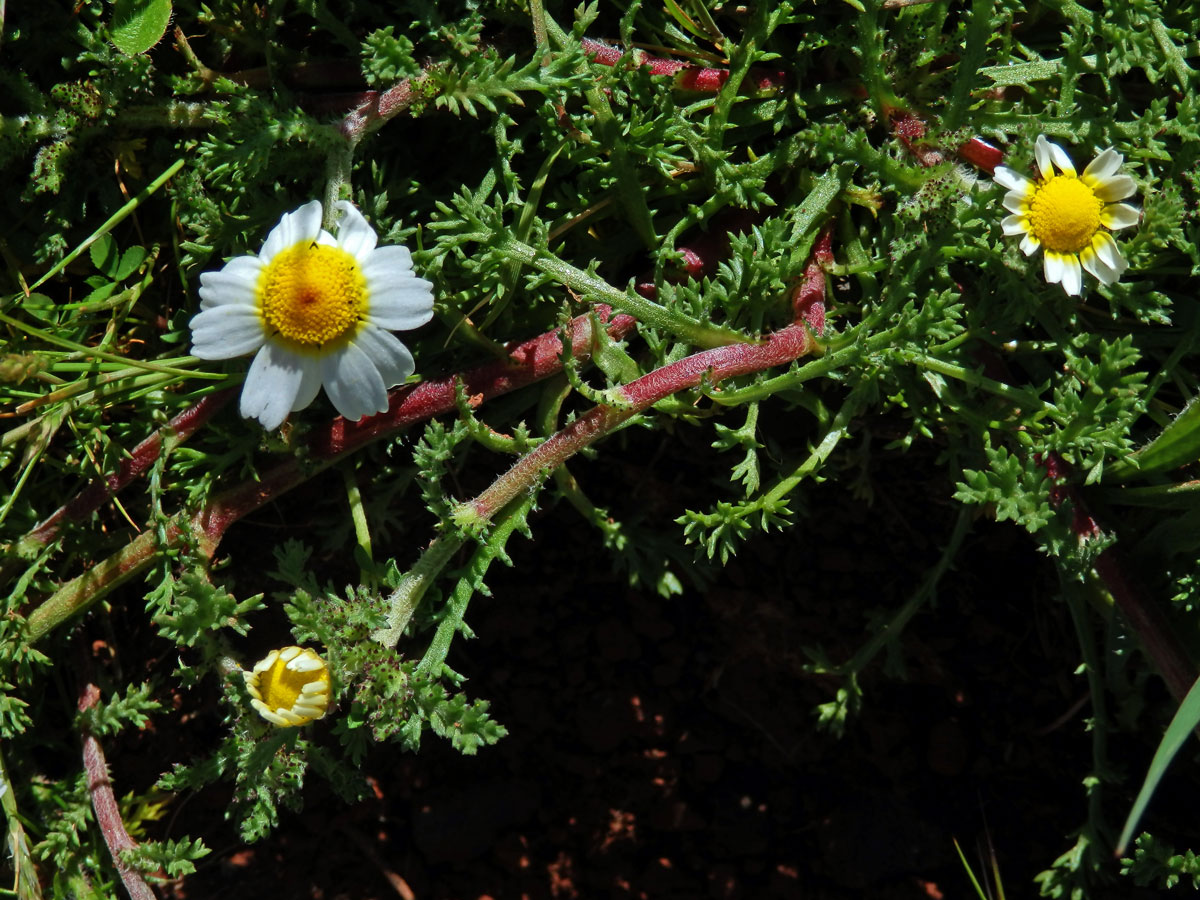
[1,0,1198,894]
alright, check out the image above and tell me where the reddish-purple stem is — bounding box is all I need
[79,684,157,900]
[463,324,815,524]
[21,388,236,552]
[463,237,830,524]
[200,307,636,545]
[581,38,787,95]
[338,76,425,142]
[23,309,635,642]
[793,226,833,335]
[1042,453,1195,702]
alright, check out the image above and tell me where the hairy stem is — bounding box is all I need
[16,388,235,555]
[79,684,156,900]
[499,235,745,348]
[22,310,635,644]
[455,324,817,530]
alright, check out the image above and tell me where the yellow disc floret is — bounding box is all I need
[259,243,367,347]
[1027,176,1103,254]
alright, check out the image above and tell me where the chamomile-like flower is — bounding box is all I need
[190,200,434,430]
[994,135,1140,296]
[245,646,331,727]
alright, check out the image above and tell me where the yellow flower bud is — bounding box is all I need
[244,646,330,727]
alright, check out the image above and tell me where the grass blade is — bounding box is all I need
[1117,674,1200,855]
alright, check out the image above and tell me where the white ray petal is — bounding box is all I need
[261,200,324,260]
[1092,232,1128,276]
[1034,136,1053,180]
[1060,255,1083,295]
[1001,214,1029,236]
[360,244,416,278]
[1002,192,1031,214]
[189,306,265,359]
[993,167,1032,193]
[1019,233,1041,256]
[355,325,416,389]
[1080,246,1117,285]
[240,342,308,430]
[198,256,263,308]
[366,283,435,331]
[322,342,388,422]
[290,358,323,412]
[1094,174,1136,202]
[1046,140,1077,177]
[1081,147,1122,186]
[1043,252,1065,284]
[334,201,378,261]
[1100,203,1140,231]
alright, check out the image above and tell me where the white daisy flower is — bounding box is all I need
[245,645,331,727]
[190,199,434,430]
[993,135,1140,296]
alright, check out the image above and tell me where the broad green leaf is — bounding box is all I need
[110,0,173,57]
[1117,675,1200,855]
[113,245,148,281]
[89,233,117,275]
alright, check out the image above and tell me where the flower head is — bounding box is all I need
[245,646,331,727]
[993,135,1139,295]
[190,200,434,430]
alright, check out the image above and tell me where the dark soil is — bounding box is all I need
[102,425,1194,900]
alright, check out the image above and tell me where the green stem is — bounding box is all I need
[830,506,972,678]
[24,158,185,293]
[373,535,465,647]
[0,315,219,380]
[415,492,537,675]
[455,324,816,532]
[898,350,1057,417]
[761,390,863,507]
[544,15,658,248]
[1060,570,1113,845]
[0,743,44,900]
[498,235,745,348]
[341,463,373,583]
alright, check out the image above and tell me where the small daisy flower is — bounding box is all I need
[190,200,434,430]
[994,135,1140,296]
[245,646,331,727]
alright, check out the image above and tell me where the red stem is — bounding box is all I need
[793,226,833,334]
[581,38,787,96]
[462,236,830,525]
[203,307,636,544]
[1042,453,1195,701]
[79,684,157,900]
[463,325,815,524]
[23,309,637,643]
[20,388,236,552]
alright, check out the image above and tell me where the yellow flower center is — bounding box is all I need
[1028,175,1103,254]
[258,243,367,347]
[257,653,328,712]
